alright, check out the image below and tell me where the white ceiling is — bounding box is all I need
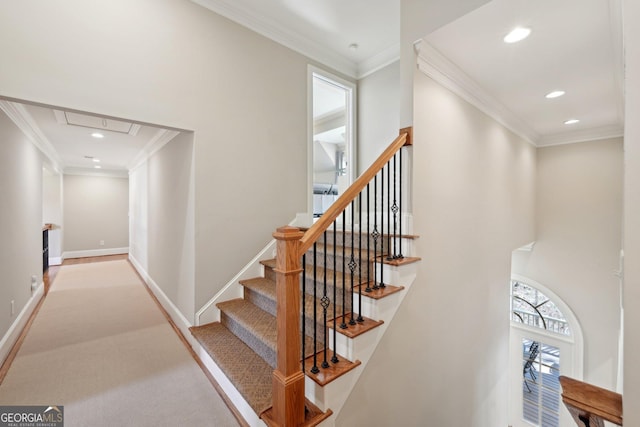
[4,0,623,173]
[195,0,623,146]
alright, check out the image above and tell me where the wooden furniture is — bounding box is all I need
[559,376,622,426]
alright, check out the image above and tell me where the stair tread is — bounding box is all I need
[240,276,276,300]
[217,299,277,350]
[218,298,321,360]
[190,322,273,416]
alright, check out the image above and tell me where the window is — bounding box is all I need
[509,276,583,427]
[511,281,570,336]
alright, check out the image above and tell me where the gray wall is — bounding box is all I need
[357,61,400,174]
[338,72,536,426]
[130,132,196,321]
[63,174,129,253]
[0,110,43,343]
[0,0,318,312]
[513,138,623,391]
[623,0,640,424]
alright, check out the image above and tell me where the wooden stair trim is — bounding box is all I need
[380,256,422,266]
[355,283,405,299]
[261,400,333,427]
[329,314,384,338]
[298,131,410,255]
[304,351,362,386]
[559,376,623,426]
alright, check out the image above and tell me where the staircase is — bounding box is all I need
[190,130,416,426]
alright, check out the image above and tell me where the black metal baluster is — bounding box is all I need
[331,220,339,364]
[311,243,319,374]
[379,165,386,288]
[387,160,393,261]
[398,147,404,259]
[302,253,306,372]
[340,210,348,329]
[321,231,329,369]
[349,200,357,326]
[391,153,399,259]
[357,192,364,323]
[372,174,379,291]
[366,183,372,294]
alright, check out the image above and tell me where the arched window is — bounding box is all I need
[511,280,571,336]
[509,275,583,427]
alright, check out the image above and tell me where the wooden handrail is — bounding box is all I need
[298,129,411,256]
[559,376,623,426]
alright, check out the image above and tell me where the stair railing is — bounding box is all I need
[559,376,623,426]
[267,128,412,426]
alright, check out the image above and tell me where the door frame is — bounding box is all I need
[306,65,357,225]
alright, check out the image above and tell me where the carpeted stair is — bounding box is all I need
[190,230,386,418]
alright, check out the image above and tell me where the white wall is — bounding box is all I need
[357,61,400,174]
[0,0,318,312]
[42,166,63,263]
[623,0,640,424]
[0,109,44,356]
[130,132,196,322]
[513,138,623,391]
[338,72,536,426]
[63,174,129,254]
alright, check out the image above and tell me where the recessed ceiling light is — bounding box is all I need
[91,132,104,139]
[546,90,566,99]
[94,165,102,169]
[504,27,531,44]
[93,158,101,163]
[564,119,580,125]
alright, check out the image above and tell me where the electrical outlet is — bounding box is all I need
[99,240,105,246]
[11,300,14,315]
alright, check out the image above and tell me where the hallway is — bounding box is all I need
[0,257,240,426]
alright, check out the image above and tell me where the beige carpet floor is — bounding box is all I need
[0,260,240,427]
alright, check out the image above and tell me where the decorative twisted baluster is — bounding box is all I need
[321,231,329,369]
[340,210,347,329]
[348,200,357,326]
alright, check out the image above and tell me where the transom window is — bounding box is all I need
[511,281,571,336]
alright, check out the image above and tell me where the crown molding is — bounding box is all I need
[128,128,181,171]
[357,43,400,79]
[63,167,129,178]
[191,0,357,78]
[416,41,540,145]
[0,101,63,169]
[537,124,624,147]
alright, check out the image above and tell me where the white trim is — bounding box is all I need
[190,0,357,78]
[63,168,129,178]
[416,40,625,148]
[128,254,194,344]
[63,247,128,259]
[308,66,357,220]
[195,214,307,326]
[128,129,181,171]
[416,41,539,145]
[536,124,624,147]
[49,256,62,266]
[0,101,62,169]
[357,44,400,79]
[0,283,44,368]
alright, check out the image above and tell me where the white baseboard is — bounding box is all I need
[63,247,128,259]
[127,255,194,347]
[49,256,62,266]
[0,283,44,368]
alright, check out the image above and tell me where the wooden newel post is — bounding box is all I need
[271,226,305,426]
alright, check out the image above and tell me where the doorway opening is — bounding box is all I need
[309,68,355,219]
